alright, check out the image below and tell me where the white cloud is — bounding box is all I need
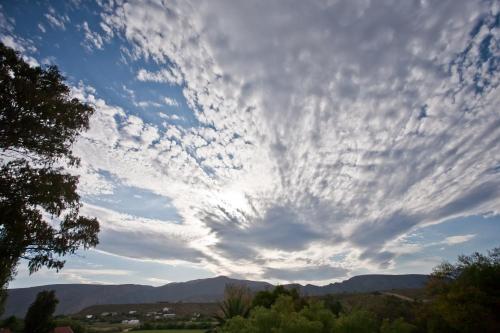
[44,8,69,30]
[37,23,46,33]
[136,67,183,85]
[163,96,179,106]
[443,234,476,246]
[81,21,104,50]
[68,0,500,283]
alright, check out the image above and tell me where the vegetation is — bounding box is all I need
[24,290,58,333]
[416,247,500,332]
[0,42,99,313]
[54,318,87,333]
[214,284,252,326]
[0,248,496,333]
[0,315,23,331]
[131,331,205,333]
[217,247,499,333]
[252,285,305,310]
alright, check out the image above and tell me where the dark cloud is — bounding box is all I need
[202,203,325,258]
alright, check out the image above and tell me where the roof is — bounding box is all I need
[54,327,74,333]
[0,328,12,333]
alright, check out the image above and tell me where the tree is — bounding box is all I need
[334,310,379,333]
[215,284,253,326]
[300,300,336,333]
[0,42,99,313]
[53,319,86,333]
[321,295,343,317]
[419,247,500,332]
[252,285,305,310]
[221,295,326,333]
[24,290,58,333]
[1,315,22,332]
[380,318,416,333]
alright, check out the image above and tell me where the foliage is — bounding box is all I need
[321,295,343,317]
[214,284,252,325]
[1,315,23,332]
[24,290,58,333]
[221,295,330,333]
[54,318,87,333]
[334,309,378,333]
[0,42,99,313]
[380,317,416,333]
[134,321,214,330]
[252,285,305,310]
[300,300,336,333]
[418,247,500,333]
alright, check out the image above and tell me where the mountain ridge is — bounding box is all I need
[4,274,428,317]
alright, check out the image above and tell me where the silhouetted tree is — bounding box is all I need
[24,290,58,333]
[0,42,99,313]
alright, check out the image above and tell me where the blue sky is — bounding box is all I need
[1,0,499,287]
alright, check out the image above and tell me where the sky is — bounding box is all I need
[1,0,499,288]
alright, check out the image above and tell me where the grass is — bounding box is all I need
[131,330,206,333]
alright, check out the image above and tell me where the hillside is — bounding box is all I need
[4,274,428,317]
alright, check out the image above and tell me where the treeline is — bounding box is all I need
[214,248,499,333]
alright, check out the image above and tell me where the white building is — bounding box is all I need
[163,313,176,318]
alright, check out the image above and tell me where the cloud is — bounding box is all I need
[60,0,500,283]
[0,7,39,66]
[44,7,69,30]
[443,234,476,246]
[37,23,46,33]
[81,204,207,264]
[163,96,179,106]
[263,265,349,282]
[137,67,183,85]
[81,21,104,50]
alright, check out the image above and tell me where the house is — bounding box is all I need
[128,310,137,315]
[85,315,93,319]
[121,320,140,325]
[163,313,176,318]
[101,312,110,317]
[53,327,74,333]
[162,307,170,312]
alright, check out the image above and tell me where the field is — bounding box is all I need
[131,331,205,333]
[78,302,219,317]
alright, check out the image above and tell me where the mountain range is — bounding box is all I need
[3,274,428,317]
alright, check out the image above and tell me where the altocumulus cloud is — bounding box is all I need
[53,0,499,283]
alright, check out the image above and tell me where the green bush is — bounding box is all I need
[380,318,416,333]
[334,310,378,333]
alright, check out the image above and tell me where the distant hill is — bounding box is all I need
[3,274,428,317]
